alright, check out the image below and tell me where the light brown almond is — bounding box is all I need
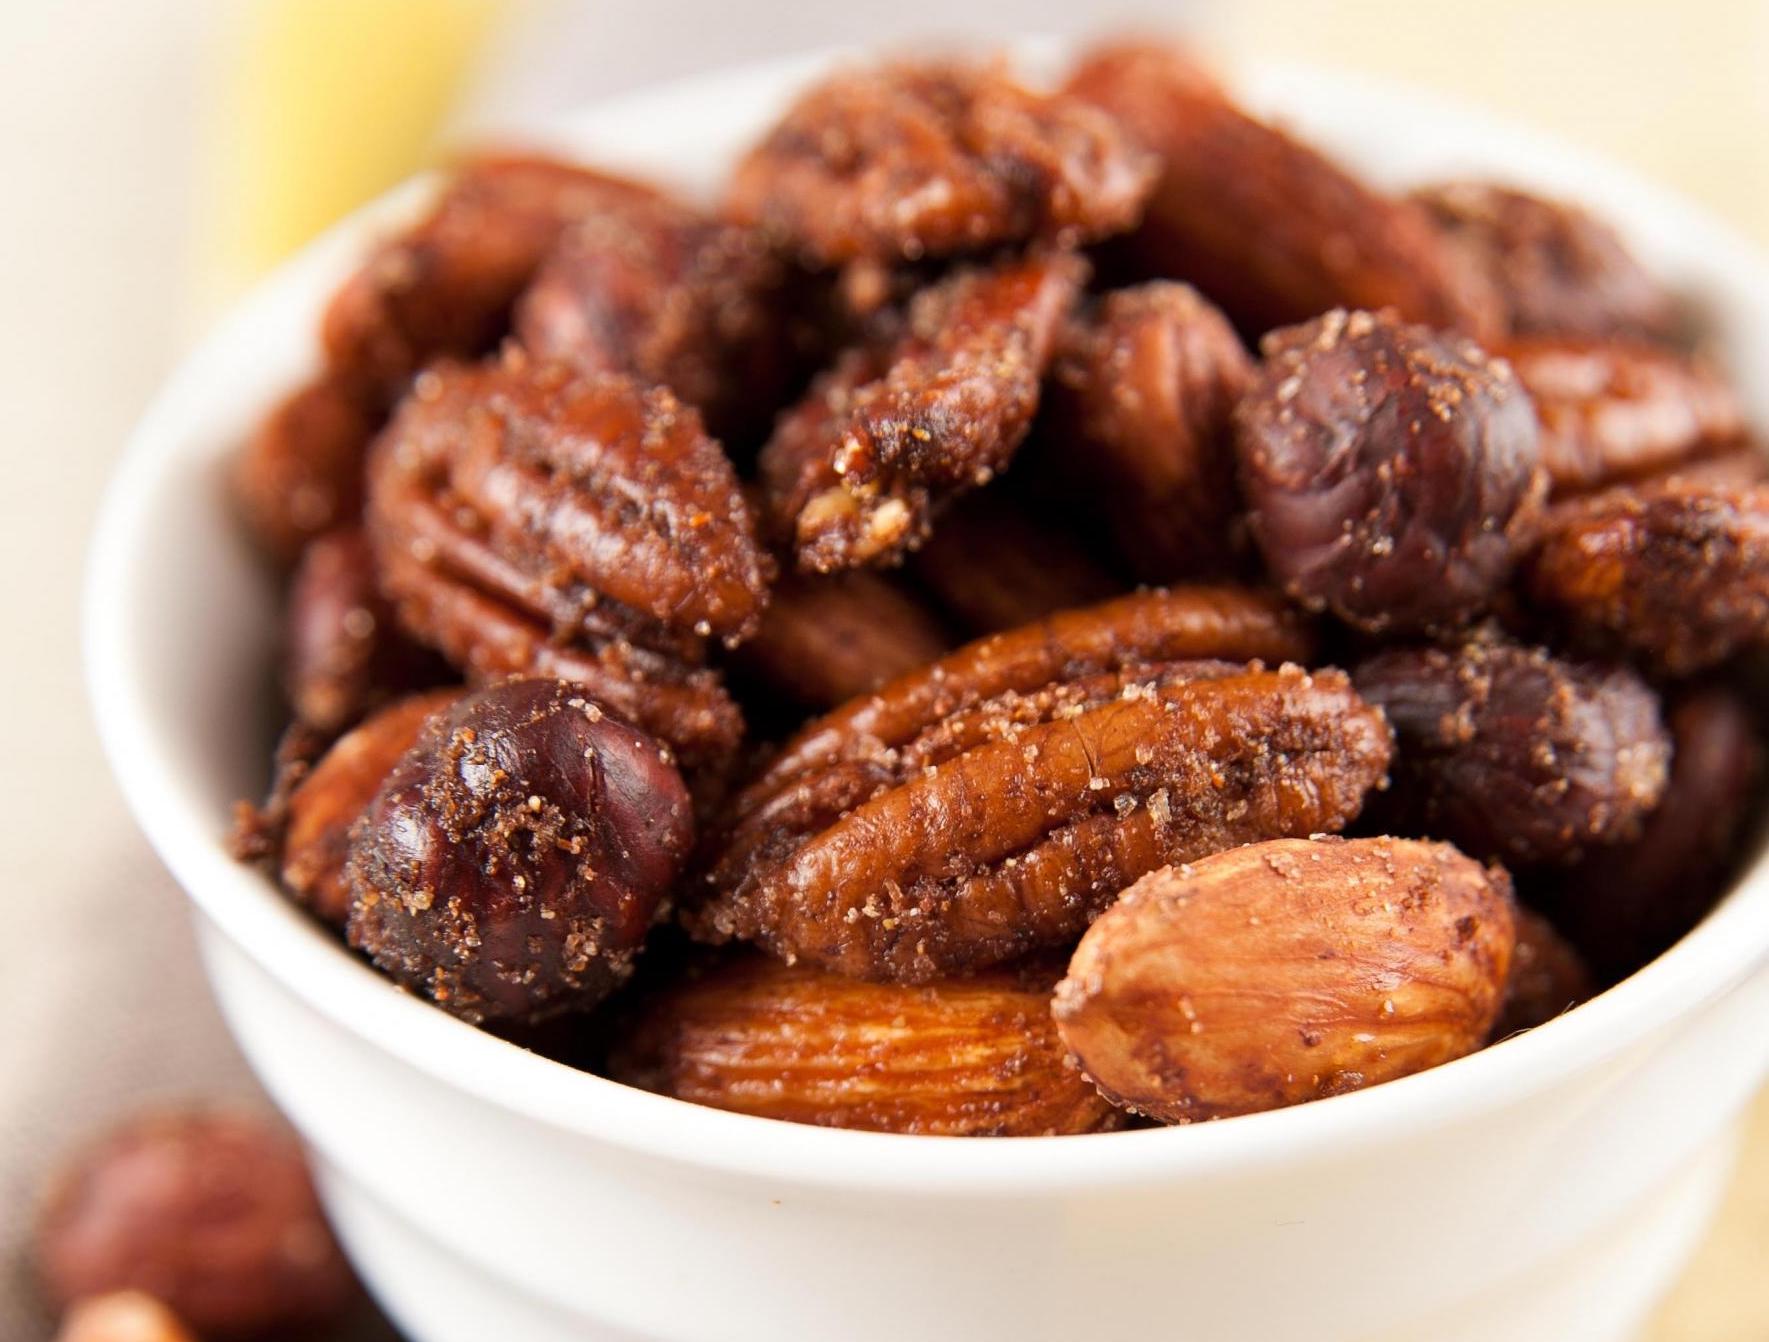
[1054,837,1516,1122]
[607,956,1120,1136]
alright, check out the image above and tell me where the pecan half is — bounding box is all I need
[759,250,1085,572]
[728,569,952,713]
[1501,336,1746,495]
[1235,309,1545,635]
[513,200,789,444]
[1067,42,1501,340]
[323,154,666,402]
[726,58,1157,267]
[1042,281,1254,580]
[907,490,1121,635]
[1526,480,1769,676]
[606,955,1120,1135]
[1354,638,1670,867]
[366,355,767,763]
[697,661,1390,982]
[1413,181,1682,343]
[740,585,1316,794]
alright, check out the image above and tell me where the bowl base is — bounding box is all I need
[320,1132,1738,1342]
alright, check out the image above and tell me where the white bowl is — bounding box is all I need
[86,42,1769,1342]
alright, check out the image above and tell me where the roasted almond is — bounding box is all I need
[1053,837,1516,1122]
[608,955,1120,1136]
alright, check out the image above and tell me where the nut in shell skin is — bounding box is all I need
[347,678,694,1024]
[607,955,1121,1136]
[1054,837,1517,1122]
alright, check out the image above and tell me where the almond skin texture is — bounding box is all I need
[607,956,1119,1136]
[1054,837,1516,1122]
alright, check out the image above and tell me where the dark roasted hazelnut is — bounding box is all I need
[36,1109,356,1340]
[1354,638,1670,867]
[1235,309,1545,634]
[347,678,693,1024]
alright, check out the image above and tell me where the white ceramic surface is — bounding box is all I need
[86,44,1769,1342]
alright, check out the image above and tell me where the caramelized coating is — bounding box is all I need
[231,377,376,564]
[1551,687,1763,979]
[323,154,666,401]
[1526,481,1769,676]
[907,490,1121,634]
[730,569,952,712]
[1491,907,1593,1039]
[1414,181,1681,342]
[698,663,1392,982]
[759,250,1085,571]
[282,527,442,735]
[367,356,765,763]
[1054,838,1516,1122]
[1503,336,1746,494]
[1067,42,1500,340]
[513,201,789,443]
[1042,281,1254,579]
[278,689,462,926]
[1235,309,1545,634]
[1354,640,1670,867]
[726,58,1156,267]
[347,679,693,1024]
[36,1109,356,1339]
[741,585,1316,793]
[607,955,1120,1135]
[1635,442,1769,492]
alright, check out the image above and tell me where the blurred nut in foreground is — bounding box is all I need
[54,1293,195,1342]
[1054,838,1516,1121]
[36,1109,355,1339]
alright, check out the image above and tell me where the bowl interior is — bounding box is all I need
[85,43,1769,1191]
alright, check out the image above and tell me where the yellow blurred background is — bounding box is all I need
[0,1,1762,1337]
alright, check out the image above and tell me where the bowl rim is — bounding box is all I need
[85,43,1769,1197]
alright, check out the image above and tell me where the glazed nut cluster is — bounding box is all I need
[230,40,1766,1137]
